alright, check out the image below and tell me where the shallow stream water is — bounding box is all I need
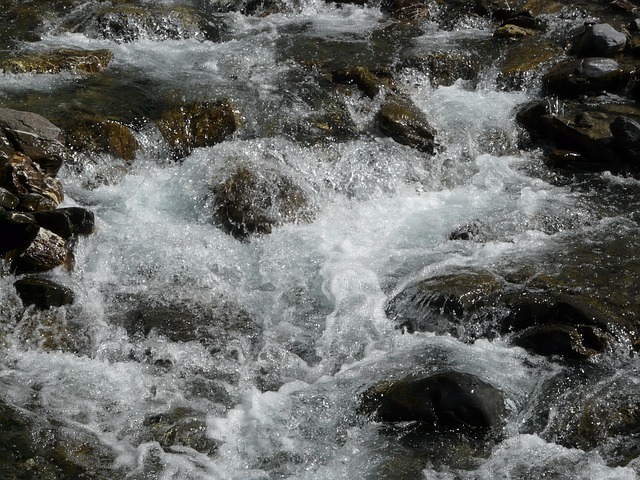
[1,1,640,478]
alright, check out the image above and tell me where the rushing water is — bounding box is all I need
[1,1,640,479]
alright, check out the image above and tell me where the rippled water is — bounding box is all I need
[1,1,640,479]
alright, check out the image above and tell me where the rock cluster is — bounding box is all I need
[0,108,93,308]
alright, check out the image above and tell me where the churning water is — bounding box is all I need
[1,0,640,478]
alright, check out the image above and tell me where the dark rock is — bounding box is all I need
[515,100,640,172]
[156,100,242,160]
[377,98,437,154]
[0,108,69,175]
[543,57,626,98]
[13,277,74,309]
[0,210,39,256]
[13,227,70,274]
[386,270,503,337]
[362,371,507,432]
[32,207,95,239]
[211,166,313,238]
[117,295,263,357]
[513,323,608,359]
[0,152,64,211]
[0,187,19,209]
[500,291,610,333]
[0,48,114,75]
[332,66,385,99]
[572,23,627,58]
[549,375,640,467]
[610,115,640,143]
[381,0,430,21]
[0,399,113,479]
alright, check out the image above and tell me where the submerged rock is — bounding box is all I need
[0,48,114,75]
[143,407,219,454]
[386,270,503,338]
[516,99,640,172]
[156,100,242,159]
[211,166,313,238]
[362,371,507,432]
[377,98,437,154]
[549,375,640,467]
[116,295,263,358]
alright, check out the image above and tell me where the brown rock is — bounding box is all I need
[0,48,114,75]
[13,227,69,273]
[377,98,437,154]
[0,153,64,211]
[156,100,242,159]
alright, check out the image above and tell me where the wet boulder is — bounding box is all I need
[0,400,113,479]
[143,407,219,454]
[501,291,611,358]
[0,152,64,211]
[0,211,39,258]
[78,4,224,43]
[13,277,74,309]
[386,270,503,338]
[0,108,69,175]
[362,371,507,432]
[12,227,70,274]
[211,166,313,238]
[542,57,627,97]
[571,23,627,58]
[31,207,95,240]
[156,100,243,160]
[0,48,114,75]
[610,115,640,164]
[377,98,437,154]
[494,24,536,38]
[67,117,139,162]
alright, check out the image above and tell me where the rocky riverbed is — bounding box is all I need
[1,0,640,478]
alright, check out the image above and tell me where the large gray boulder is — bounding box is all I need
[572,23,627,58]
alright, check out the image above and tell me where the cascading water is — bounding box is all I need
[1,0,640,479]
